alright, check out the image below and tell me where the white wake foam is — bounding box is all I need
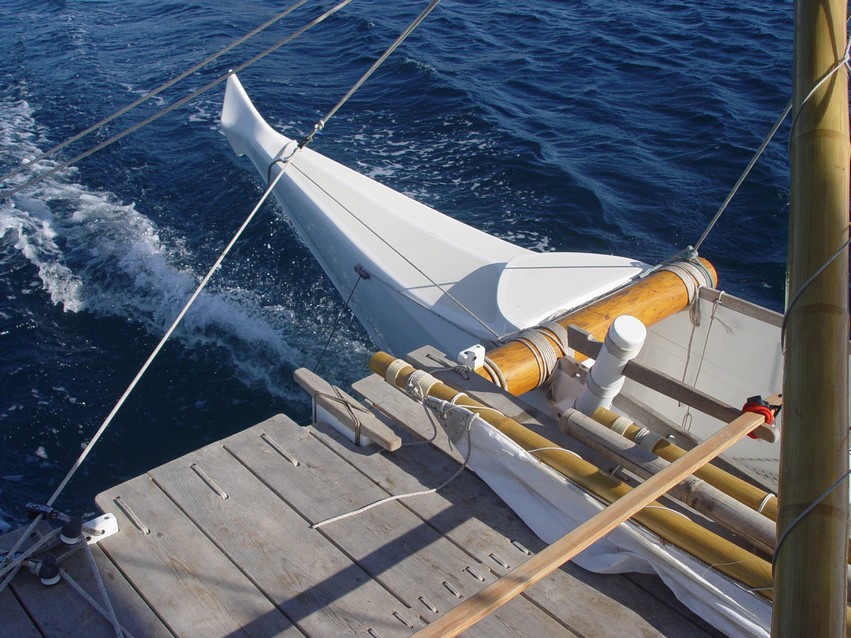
[0,94,368,400]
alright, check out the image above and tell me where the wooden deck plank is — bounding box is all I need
[351,372,723,637]
[1,520,172,638]
[149,437,421,638]
[95,474,301,638]
[222,414,572,638]
[8,543,175,638]
[0,587,41,638]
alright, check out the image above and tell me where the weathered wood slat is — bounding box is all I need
[95,474,301,637]
[1,521,173,638]
[0,587,41,638]
[222,414,569,637]
[149,430,416,638]
[11,544,175,638]
[352,371,723,638]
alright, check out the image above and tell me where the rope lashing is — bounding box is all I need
[501,320,572,388]
[405,368,440,402]
[483,356,508,390]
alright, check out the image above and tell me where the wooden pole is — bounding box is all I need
[410,410,765,638]
[561,408,777,554]
[591,406,779,520]
[774,1,850,636]
[478,258,717,396]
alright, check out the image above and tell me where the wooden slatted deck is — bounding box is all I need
[1,361,724,637]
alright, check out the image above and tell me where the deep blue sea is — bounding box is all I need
[0,1,791,530]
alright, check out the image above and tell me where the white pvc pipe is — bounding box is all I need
[574,315,647,415]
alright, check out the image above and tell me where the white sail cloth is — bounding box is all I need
[458,417,772,638]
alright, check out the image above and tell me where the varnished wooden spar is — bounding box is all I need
[478,258,717,395]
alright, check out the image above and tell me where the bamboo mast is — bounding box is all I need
[773,1,850,636]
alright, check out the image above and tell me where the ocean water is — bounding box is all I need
[0,1,791,529]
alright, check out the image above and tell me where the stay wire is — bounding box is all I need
[47,154,297,511]
[0,149,298,596]
[778,35,851,348]
[692,22,851,254]
[2,0,441,588]
[0,0,312,186]
[1,0,353,200]
[771,466,851,576]
[691,98,793,254]
[313,274,363,373]
[299,0,441,148]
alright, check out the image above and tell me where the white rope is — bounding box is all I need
[384,358,409,385]
[0,527,61,590]
[633,427,664,452]
[58,566,136,638]
[483,356,508,389]
[525,446,582,460]
[83,541,125,638]
[757,492,776,514]
[311,413,474,529]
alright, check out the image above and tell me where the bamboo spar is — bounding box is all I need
[774,1,851,636]
[477,258,717,395]
[410,409,765,638]
[591,406,779,520]
[368,352,774,596]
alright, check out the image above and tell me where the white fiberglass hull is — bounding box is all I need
[220,74,648,359]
